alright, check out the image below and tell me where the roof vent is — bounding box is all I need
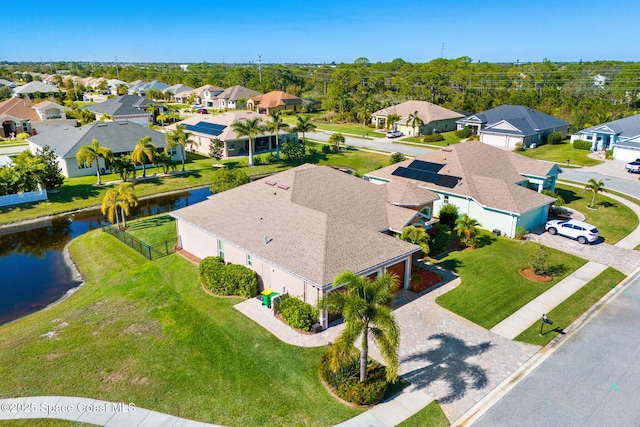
[265,180,277,186]
[118,121,128,125]
[97,123,107,127]
[442,147,453,152]
[277,184,290,190]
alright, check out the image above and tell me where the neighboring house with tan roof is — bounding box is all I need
[167,110,297,158]
[456,105,570,150]
[175,85,225,105]
[365,141,559,238]
[372,100,465,136]
[12,81,60,97]
[170,164,429,328]
[0,98,74,138]
[247,90,303,115]
[210,85,261,110]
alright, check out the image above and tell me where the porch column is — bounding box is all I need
[538,182,543,192]
[404,255,411,290]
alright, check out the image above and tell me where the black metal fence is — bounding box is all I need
[100,221,177,260]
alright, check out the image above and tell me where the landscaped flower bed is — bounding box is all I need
[409,266,443,293]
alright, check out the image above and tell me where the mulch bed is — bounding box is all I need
[520,268,552,282]
[409,266,444,293]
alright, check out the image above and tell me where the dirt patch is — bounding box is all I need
[520,268,553,282]
[123,322,162,337]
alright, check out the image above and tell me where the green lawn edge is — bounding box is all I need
[397,401,450,427]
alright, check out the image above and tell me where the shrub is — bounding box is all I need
[319,352,388,406]
[428,223,452,255]
[279,296,318,331]
[514,142,525,151]
[530,245,551,276]
[307,146,318,156]
[515,226,529,240]
[573,139,592,150]
[547,131,563,145]
[390,152,406,164]
[422,134,444,143]
[267,152,278,163]
[605,149,614,160]
[455,126,471,138]
[438,203,459,228]
[198,256,259,298]
[321,144,332,154]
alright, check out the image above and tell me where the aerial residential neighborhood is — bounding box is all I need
[2,2,640,427]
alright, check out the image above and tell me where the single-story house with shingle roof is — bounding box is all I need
[365,141,558,238]
[372,100,465,136]
[0,98,75,138]
[27,121,174,178]
[247,91,303,115]
[210,85,261,110]
[12,81,60,97]
[80,95,164,126]
[457,105,570,150]
[167,110,298,159]
[570,113,640,161]
[170,164,439,328]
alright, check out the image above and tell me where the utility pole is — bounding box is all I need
[114,56,120,80]
[257,54,263,84]
[441,43,445,59]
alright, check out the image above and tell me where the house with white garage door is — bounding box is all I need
[457,105,570,150]
[570,113,640,161]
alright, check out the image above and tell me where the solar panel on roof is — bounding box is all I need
[436,175,459,188]
[185,122,227,136]
[407,160,443,173]
[392,166,459,187]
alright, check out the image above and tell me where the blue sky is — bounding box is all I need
[4,0,640,64]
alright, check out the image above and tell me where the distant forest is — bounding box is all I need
[4,57,640,132]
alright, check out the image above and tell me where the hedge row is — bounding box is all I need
[573,139,592,150]
[278,295,318,331]
[199,256,259,298]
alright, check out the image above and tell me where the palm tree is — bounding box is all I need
[584,178,606,209]
[386,114,401,130]
[399,226,430,259]
[154,151,177,174]
[319,271,400,383]
[231,117,265,167]
[293,115,317,151]
[101,188,121,227]
[145,103,159,123]
[166,125,192,172]
[156,113,168,129]
[116,183,138,229]
[266,111,290,161]
[131,136,157,178]
[328,132,345,151]
[406,110,424,137]
[454,214,481,246]
[75,138,113,185]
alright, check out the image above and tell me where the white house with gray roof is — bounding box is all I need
[80,95,164,126]
[457,105,570,150]
[170,164,432,328]
[365,141,558,238]
[27,121,173,178]
[209,85,261,110]
[570,113,640,161]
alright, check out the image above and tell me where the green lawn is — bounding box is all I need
[398,131,462,147]
[397,401,450,427]
[0,148,391,226]
[125,214,177,246]
[515,267,625,346]
[281,113,385,138]
[0,421,98,427]
[435,234,587,329]
[555,183,638,244]
[518,142,603,167]
[0,231,360,426]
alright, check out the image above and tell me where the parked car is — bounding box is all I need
[625,159,640,173]
[545,219,599,244]
[197,108,208,114]
[386,130,403,138]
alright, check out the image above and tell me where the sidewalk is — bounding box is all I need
[0,396,222,426]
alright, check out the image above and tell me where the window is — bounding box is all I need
[230,141,236,150]
[247,254,252,266]
[218,240,225,260]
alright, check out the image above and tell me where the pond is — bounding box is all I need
[0,187,211,326]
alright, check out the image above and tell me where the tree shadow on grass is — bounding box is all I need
[402,333,493,404]
[432,258,464,274]
[51,184,102,202]
[556,188,581,204]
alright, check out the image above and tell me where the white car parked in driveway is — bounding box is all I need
[545,219,599,244]
[386,130,403,138]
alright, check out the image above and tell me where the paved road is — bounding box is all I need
[474,271,640,427]
[307,131,434,157]
[0,144,28,155]
[560,167,640,199]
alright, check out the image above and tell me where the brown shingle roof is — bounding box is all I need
[0,98,39,121]
[171,165,420,287]
[250,91,302,109]
[373,100,464,124]
[367,141,555,214]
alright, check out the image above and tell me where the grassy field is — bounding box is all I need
[0,231,361,426]
[518,142,603,167]
[397,401,450,427]
[398,131,462,147]
[125,214,177,246]
[280,113,385,138]
[435,234,587,329]
[0,148,391,226]
[555,183,638,244]
[515,267,626,346]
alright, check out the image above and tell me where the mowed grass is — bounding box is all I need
[0,231,360,426]
[518,142,603,167]
[0,148,391,226]
[555,183,638,244]
[280,114,385,138]
[515,267,626,346]
[125,214,177,246]
[397,401,450,427]
[435,234,587,329]
[398,131,462,147]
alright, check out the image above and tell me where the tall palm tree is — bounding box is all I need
[266,111,290,161]
[454,214,481,246]
[101,188,121,227]
[166,125,192,172]
[319,271,400,383]
[154,151,177,174]
[115,183,138,229]
[386,114,401,130]
[75,138,113,185]
[584,178,606,208]
[131,136,157,178]
[145,103,159,123]
[156,113,168,129]
[231,117,265,167]
[406,110,424,137]
[293,115,317,151]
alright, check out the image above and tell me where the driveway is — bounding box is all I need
[367,284,538,422]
